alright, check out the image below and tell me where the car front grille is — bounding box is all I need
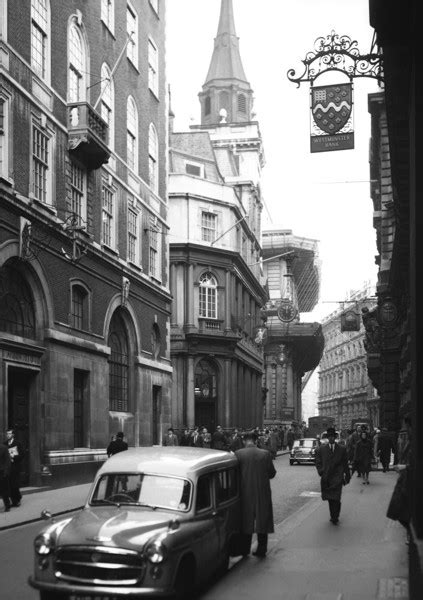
[54,545,145,585]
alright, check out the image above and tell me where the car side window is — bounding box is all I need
[196,475,212,512]
[215,468,238,505]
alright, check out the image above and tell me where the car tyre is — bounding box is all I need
[173,555,196,600]
[40,592,65,600]
[289,460,294,465]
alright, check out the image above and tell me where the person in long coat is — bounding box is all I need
[211,425,227,450]
[0,443,11,512]
[235,431,276,557]
[353,430,373,484]
[315,427,350,525]
[377,428,395,472]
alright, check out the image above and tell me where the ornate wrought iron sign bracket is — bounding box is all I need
[287,30,384,87]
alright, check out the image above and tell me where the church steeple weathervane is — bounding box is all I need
[199,0,254,125]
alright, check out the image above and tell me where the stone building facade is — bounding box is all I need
[318,285,379,432]
[261,230,324,426]
[168,0,267,432]
[0,0,171,487]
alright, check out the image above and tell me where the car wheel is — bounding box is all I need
[173,555,196,600]
[40,592,65,600]
[289,460,294,465]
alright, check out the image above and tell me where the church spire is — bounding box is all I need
[199,0,254,125]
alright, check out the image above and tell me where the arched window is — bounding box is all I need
[238,93,246,113]
[100,63,114,150]
[205,95,211,116]
[148,123,158,194]
[31,0,50,81]
[71,283,89,330]
[127,96,138,172]
[68,20,87,102]
[0,264,36,339]
[108,311,129,412]
[199,272,217,319]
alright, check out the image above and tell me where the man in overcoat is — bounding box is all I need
[235,431,276,557]
[106,431,128,457]
[4,429,23,507]
[315,427,350,525]
[0,442,11,512]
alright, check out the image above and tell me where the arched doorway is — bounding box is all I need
[0,262,37,485]
[194,359,218,432]
[107,310,130,413]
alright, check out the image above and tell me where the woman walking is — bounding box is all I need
[353,430,374,484]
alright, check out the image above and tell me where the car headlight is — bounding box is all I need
[34,533,54,555]
[145,541,167,564]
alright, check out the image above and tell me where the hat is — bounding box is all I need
[116,431,124,438]
[326,427,336,437]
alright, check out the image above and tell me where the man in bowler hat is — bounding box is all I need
[315,427,350,524]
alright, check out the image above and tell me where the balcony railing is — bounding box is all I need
[198,318,223,333]
[68,102,110,169]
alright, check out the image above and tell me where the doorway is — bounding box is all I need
[194,359,218,432]
[7,367,33,486]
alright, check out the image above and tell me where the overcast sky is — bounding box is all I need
[166,0,380,322]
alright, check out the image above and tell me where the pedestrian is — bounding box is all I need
[350,425,363,476]
[179,427,192,447]
[228,428,243,452]
[0,443,11,512]
[377,428,395,472]
[315,427,351,525]
[4,429,23,507]
[211,425,227,450]
[162,427,179,446]
[387,417,412,533]
[201,427,212,448]
[353,430,373,484]
[190,426,203,447]
[235,431,276,558]
[268,427,279,460]
[286,428,295,452]
[106,431,128,457]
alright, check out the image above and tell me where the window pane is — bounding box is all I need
[32,126,49,203]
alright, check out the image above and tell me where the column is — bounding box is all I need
[186,263,195,331]
[275,363,284,421]
[225,270,231,331]
[186,356,195,427]
[224,358,231,426]
[170,263,178,326]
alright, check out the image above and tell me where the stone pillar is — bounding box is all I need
[224,358,231,427]
[186,356,195,427]
[225,270,231,331]
[186,263,195,331]
[170,263,177,326]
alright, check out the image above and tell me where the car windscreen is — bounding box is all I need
[90,473,192,512]
[295,440,315,448]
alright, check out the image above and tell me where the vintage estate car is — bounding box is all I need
[289,438,319,465]
[28,447,242,599]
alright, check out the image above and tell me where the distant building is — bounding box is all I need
[168,0,267,430]
[261,229,324,426]
[318,284,380,431]
[0,0,170,487]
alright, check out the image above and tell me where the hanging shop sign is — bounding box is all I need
[310,82,354,153]
[340,309,360,332]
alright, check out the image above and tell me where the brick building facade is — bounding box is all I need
[0,0,171,487]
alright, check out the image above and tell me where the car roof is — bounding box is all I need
[98,446,238,478]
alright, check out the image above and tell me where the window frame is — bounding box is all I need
[69,160,87,226]
[0,92,11,181]
[126,96,138,173]
[126,2,138,69]
[31,0,51,83]
[127,204,140,265]
[68,20,87,102]
[149,0,159,15]
[201,211,217,243]
[148,37,159,97]
[100,63,114,151]
[148,123,159,194]
[101,0,114,34]
[102,179,116,249]
[70,281,90,331]
[31,119,53,206]
[199,272,218,319]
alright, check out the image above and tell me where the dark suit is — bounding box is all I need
[315,442,350,523]
[107,438,128,457]
[4,437,23,506]
[0,444,11,511]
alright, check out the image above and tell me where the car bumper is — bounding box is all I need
[28,576,172,598]
[291,455,316,463]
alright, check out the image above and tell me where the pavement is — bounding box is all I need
[0,453,409,599]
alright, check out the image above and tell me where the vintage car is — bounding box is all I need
[28,447,242,599]
[289,438,319,465]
